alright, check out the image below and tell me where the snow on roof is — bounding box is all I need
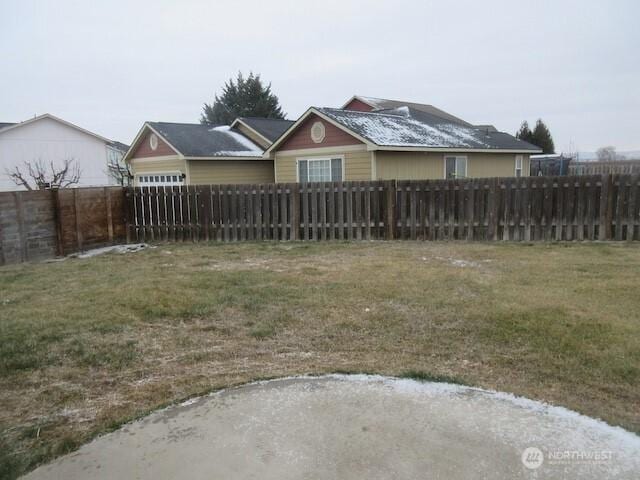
[211,125,263,156]
[317,108,541,151]
[357,96,393,109]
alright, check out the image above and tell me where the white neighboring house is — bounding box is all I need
[0,114,129,191]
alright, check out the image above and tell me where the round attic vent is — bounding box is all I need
[310,121,326,143]
[149,133,158,151]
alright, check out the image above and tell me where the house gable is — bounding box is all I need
[232,122,271,149]
[277,113,363,152]
[130,128,177,158]
[343,98,375,112]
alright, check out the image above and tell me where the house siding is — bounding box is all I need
[275,149,371,182]
[131,130,175,158]
[278,114,363,151]
[0,116,113,190]
[375,151,531,180]
[376,152,443,180]
[188,160,274,185]
[466,153,530,178]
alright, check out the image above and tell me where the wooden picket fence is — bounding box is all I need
[125,174,640,243]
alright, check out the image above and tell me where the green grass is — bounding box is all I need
[1,241,639,478]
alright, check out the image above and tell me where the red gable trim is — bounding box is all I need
[277,113,364,151]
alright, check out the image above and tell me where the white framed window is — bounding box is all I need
[136,172,184,187]
[515,155,524,177]
[444,155,467,179]
[297,157,343,183]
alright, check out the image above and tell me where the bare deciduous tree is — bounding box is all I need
[106,156,133,186]
[596,146,626,162]
[5,158,81,190]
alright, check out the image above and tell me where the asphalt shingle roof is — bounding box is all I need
[0,122,16,130]
[355,96,472,126]
[317,107,540,151]
[109,141,130,152]
[238,117,294,142]
[147,122,263,157]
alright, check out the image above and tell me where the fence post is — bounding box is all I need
[291,183,300,240]
[487,178,499,241]
[385,180,396,240]
[123,187,132,244]
[599,174,614,240]
[72,189,83,251]
[104,187,114,244]
[52,188,65,256]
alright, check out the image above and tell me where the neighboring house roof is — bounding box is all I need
[143,122,264,158]
[268,106,541,154]
[342,95,472,127]
[0,122,16,131]
[0,113,113,143]
[108,141,130,152]
[233,117,294,143]
[530,154,570,159]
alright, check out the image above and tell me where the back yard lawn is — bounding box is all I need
[1,241,639,478]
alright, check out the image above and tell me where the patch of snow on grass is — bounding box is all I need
[71,243,149,259]
[434,256,480,268]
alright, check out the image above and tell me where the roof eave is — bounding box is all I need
[0,113,112,143]
[184,155,268,161]
[369,145,543,154]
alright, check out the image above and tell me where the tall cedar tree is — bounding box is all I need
[516,119,555,154]
[531,119,555,154]
[200,72,286,125]
[515,121,533,144]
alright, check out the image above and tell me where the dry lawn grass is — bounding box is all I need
[1,241,639,478]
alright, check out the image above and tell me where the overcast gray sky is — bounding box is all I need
[1,0,638,152]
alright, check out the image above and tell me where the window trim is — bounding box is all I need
[515,154,524,177]
[443,155,468,179]
[296,155,345,183]
[136,171,184,187]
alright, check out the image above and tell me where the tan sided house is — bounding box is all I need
[124,118,293,186]
[265,96,542,182]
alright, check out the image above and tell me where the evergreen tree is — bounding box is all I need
[200,72,286,125]
[531,119,555,154]
[515,121,533,143]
